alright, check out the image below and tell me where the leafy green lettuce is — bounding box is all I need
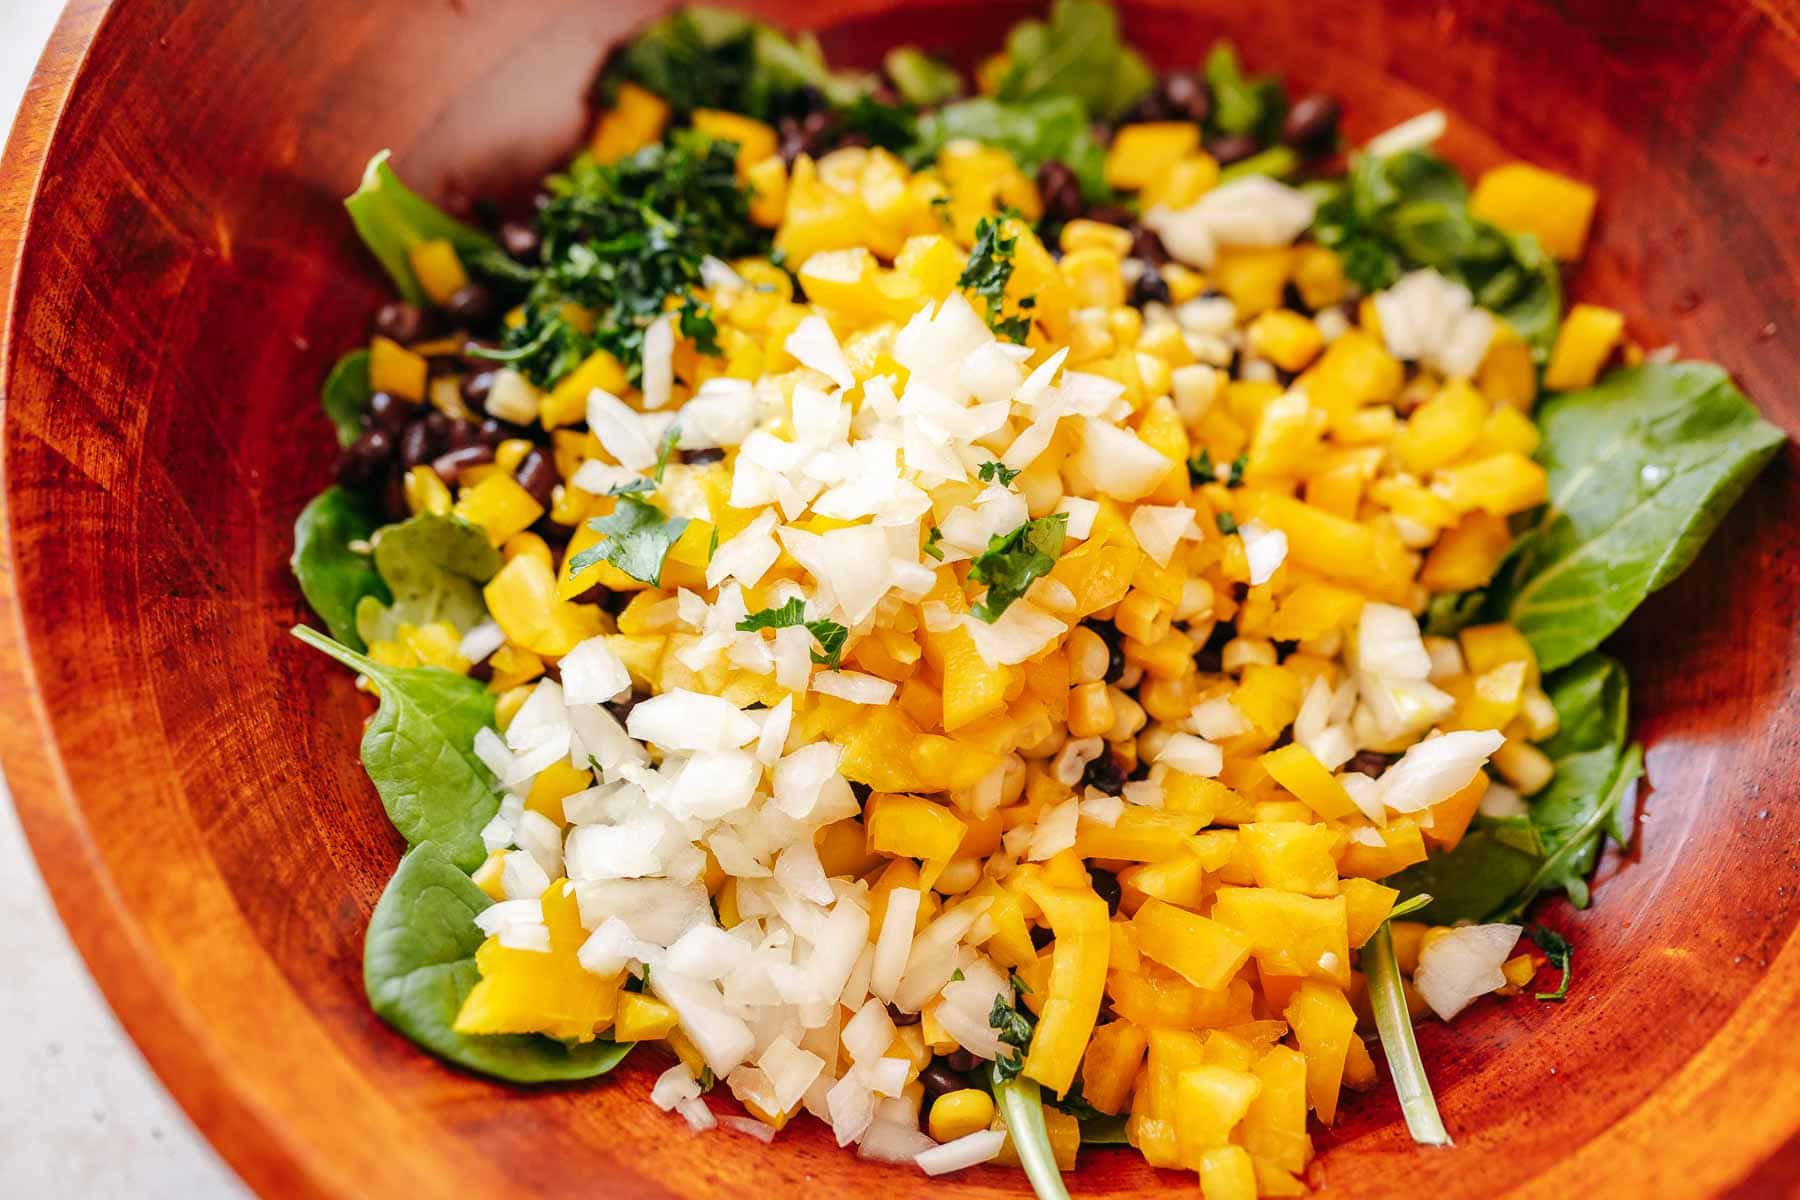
[354,513,502,647]
[610,5,871,116]
[344,151,524,306]
[912,95,1108,202]
[994,0,1152,122]
[364,841,634,1082]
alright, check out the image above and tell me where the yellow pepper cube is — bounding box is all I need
[691,108,778,173]
[745,153,788,227]
[1336,817,1429,878]
[1247,309,1325,373]
[1544,303,1625,391]
[1300,330,1403,421]
[1480,327,1538,411]
[1210,887,1350,986]
[613,991,680,1042]
[1105,122,1202,190]
[1283,981,1357,1124]
[1081,1019,1148,1115]
[403,465,452,517]
[541,348,627,429]
[471,850,507,901]
[590,82,669,164]
[1239,822,1340,898]
[1432,451,1549,517]
[369,335,428,401]
[454,880,622,1042]
[1118,850,1208,912]
[1233,665,1305,738]
[1420,511,1513,592]
[1198,1145,1259,1200]
[454,472,545,545]
[407,238,469,306]
[483,554,605,658]
[1460,621,1539,681]
[1060,218,1134,257]
[1017,881,1111,1098]
[525,759,592,824]
[1075,807,1208,863]
[864,793,968,866]
[1482,403,1542,457]
[1290,244,1347,310]
[1258,746,1357,821]
[1211,247,1292,318]
[1393,378,1488,474]
[1132,898,1253,991]
[1059,247,1127,309]
[1175,1065,1262,1165]
[1142,154,1220,210]
[1470,162,1598,260]
[1340,878,1400,950]
[1240,1043,1309,1172]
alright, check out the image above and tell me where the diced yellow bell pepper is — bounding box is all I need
[1480,325,1538,411]
[590,82,669,164]
[1233,665,1305,738]
[1175,1065,1262,1166]
[613,991,680,1042]
[407,238,469,306]
[1076,807,1208,862]
[745,153,788,227]
[1336,817,1429,878]
[1105,122,1202,190]
[1258,744,1357,821]
[1290,245,1347,310]
[1431,452,1549,517]
[1459,621,1539,681]
[1247,309,1324,373]
[1081,1019,1148,1115]
[1469,162,1597,260]
[1283,981,1357,1123]
[525,759,591,825]
[1423,771,1490,850]
[1210,887,1350,986]
[454,880,623,1041]
[1239,822,1340,897]
[1393,378,1487,474]
[690,108,778,173]
[1132,899,1252,991]
[471,849,507,901]
[1211,248,1291,317]
[1420,510,1513,592]
[540,348,627,429]
[1198,1145,1259,1200]
[484,553,605,658]
[1544,303,1624,391]
[369,335,428,401]
[1018,879,1110,1098]
[1340,877,1399,949]
[454,472,545,545]
[1118,850,1208,912]
[865,793,968,887]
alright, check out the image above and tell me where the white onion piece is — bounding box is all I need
[1379,730,1505,813]
[1413,923,1521,1020]
[870,888,920,1002]
[916,1129,1008,1176]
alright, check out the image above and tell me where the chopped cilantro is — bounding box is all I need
[1215,511,1240,535]
[968,513,1068,622]
[957,212,1035,344]
[736,597,851,669]
[978,460,1022,487]
[923,525,945,561]
[1528,925,1573,1002]
[988,990,1036,1082]
[950,968,966,983]
[696,1066,716,1091]
[1186,448,1214,485]
[653,424,681,483]
[568,494,691,586]
[1226,453,1248,488]
[606,477,655,496]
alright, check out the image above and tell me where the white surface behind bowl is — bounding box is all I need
[1,2,248,1195]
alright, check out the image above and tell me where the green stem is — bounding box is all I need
[992,1071,1071,1200]
[1218,144,1300,184]
[1365,923,1453,1146]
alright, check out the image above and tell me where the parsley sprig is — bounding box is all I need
[978,460,1022,487]
[568,495,691,586]
[958,212,1036,344]
[736,597,850,668]
[968,513,1068,622]
[988,979,1036,1083]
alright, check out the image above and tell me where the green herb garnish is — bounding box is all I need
[653,423,681,484]
[1215,512,1240,535]
[1226,453,1248,488]
[736,597,851,668]
[979,460,1022,487]
[988,991,1035,1083]
[1528,926,1573,1002]
[1186,448,1214,486]
[968,513,1068,622]
[923,526,945,561]
[958,212,1034,344]
[353,513,502,648]
[569,494,692,586]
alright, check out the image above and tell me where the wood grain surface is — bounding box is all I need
[1,1,1796,1197]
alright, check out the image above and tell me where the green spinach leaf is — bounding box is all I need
[354,513,502,647]
[1528,925,1573,1002]
[364,841,634,1082]
[321,350,372,447]
[292,487,388,651]
[293,626,500,871]
[1203,42,1287,142]
[884,46,963,107]
[344,150,517,306]
[911,96,1109,203]
[995,0,1152,123]
[1492,363,1784,671]
[613,6,872,117]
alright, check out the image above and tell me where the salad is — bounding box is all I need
[290,3,1783,1195]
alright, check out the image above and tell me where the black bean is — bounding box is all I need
[1193,647,1223,674]
[399,421,437,469]
[886,1002,921,1027]
[425,354,463,380]
[431,444,496,485]
[777,110,833,165]
[679,447,726,466]
[1283,93,1341,151]
[514,448,557,508]
[1035,160,1084,225]
[1205,132,1261,166]
[472,417,510,448]
[1124,93,1172,123]
[1085,204,1135,228]
[1131,268,1172,308]
[919,1062,969,1106]
[944,1048,982,1074]
[1081,753,1127,797]
[466,656,495,684]
[367,391,411,437]
[1088,868,1122,916]
[373,301,428,344]
[1086,619,1127,683]
[603,694,641,725]
[380,473,409,523]
[499,220,542,261]
[335,428,393,488]
[443,283,496,326]
[1160,71,1211,124]
[848,780,873,804]
[423,411,452,439]
[1129,225,1170,269]
[1348,750,1394,779]
[1030,925,1055,950]
[446,419,480,451]
[462,370,497,408]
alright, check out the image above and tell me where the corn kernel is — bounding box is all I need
[1068,681,1115,738]
[1107,686,1148,742]
[1068,626,1111,684]
[1105,123,1202,191]
[1247,309,1325,372]
[1061,218,1134,257]
[928,1088,996,1142]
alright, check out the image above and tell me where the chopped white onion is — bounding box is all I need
[1413,923,1522,1020]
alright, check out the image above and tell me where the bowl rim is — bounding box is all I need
[2,4,1799,1199]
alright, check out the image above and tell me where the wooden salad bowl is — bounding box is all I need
[1,0,1796,1195]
